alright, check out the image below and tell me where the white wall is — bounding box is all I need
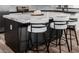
[0,5,57,12]
[0,5,17,12]
[29,5,57,11]
[0,5,79,12]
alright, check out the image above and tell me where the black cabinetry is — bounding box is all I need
[4,19,27,52]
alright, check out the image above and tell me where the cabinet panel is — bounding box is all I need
[5,19,27,52]
[5,19,19,52]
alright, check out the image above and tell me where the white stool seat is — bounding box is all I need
[50,16,68,30]
[67,22,77,26]
[50,22,67,29]
[27,25,47,33]
[30,25,45,27]
[54,25,67,29]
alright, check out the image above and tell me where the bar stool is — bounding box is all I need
[26,18,49,53]
[67,18,79,51]
[50,16,70,53]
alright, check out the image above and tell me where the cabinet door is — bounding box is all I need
[5,19,27,52]
[5,19,20,52]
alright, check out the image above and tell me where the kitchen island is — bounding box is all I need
[3,11,76,53]
[3,12,49,52]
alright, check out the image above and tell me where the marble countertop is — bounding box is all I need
[3,12,50,24]
[3,12,75,24]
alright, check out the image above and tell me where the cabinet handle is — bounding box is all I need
[10,24,13,30]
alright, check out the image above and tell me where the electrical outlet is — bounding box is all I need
[10,24,12,30]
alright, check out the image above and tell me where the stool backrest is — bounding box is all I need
[53,16,69,29]
[29,17,49,32]
[68,18,78,26]
[30,22,48,33]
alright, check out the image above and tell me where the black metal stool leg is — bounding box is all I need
[25,32,29,52]
[70,29,72,51]
[74,28,79,45]
[43,32,49,53]
[56,39,58,47]
[64,30,70,52]
[59,30,62,53]
[30,32,33,50]
[36,33,39,52]
[56,30,58,47]
[59,37,61,53]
